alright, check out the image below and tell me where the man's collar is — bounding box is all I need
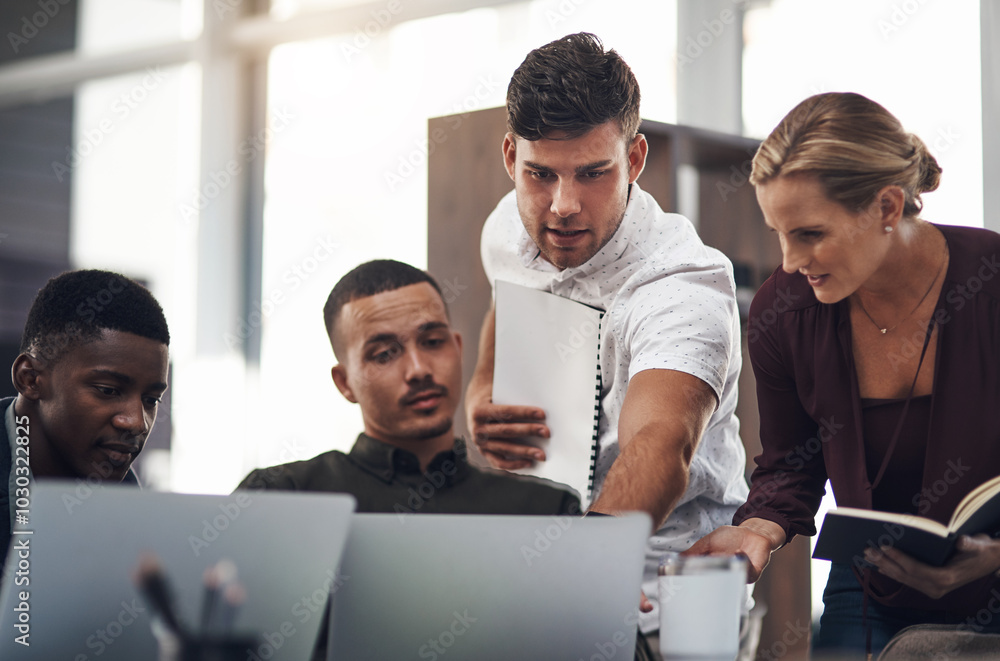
[348,433,470,484]
[3,397,18,467]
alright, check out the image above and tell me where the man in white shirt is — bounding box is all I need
[464,32,749,636]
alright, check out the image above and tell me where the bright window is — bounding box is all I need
[254,0,678,471]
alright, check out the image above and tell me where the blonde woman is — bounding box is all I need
[688,92,1000,655]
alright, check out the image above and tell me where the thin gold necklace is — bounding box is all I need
[855,238,948,335]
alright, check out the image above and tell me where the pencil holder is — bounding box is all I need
[152,624,260,661]
[179,635,262,661]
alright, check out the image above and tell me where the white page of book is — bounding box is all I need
[492,280,602,507]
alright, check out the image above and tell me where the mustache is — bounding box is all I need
[400,383,448,406]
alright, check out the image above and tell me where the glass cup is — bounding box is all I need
[657,553,748,660]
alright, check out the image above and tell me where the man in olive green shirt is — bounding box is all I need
[237,259,578,516]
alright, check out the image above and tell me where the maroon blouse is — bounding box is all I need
[735,224,1000,612]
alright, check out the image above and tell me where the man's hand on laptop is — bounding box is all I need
[467,398,549,470]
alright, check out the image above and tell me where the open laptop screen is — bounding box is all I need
[0,483,355,661]
[328,512,649,661]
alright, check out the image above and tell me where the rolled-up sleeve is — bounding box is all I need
[619,262,738,405]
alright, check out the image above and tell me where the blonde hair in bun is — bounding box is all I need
[750,92,942,218]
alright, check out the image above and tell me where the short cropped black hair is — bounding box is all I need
[506,32,641,141]
[21,269,170,364]
[323,260,445,360]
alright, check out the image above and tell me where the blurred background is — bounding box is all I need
[0,0,995,642]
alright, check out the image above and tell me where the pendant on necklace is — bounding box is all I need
[880,328,887,334]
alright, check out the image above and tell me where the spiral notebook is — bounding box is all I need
[493,280,603,507]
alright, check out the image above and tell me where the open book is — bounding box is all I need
[813,474,1000,566]
[492,280,603,507]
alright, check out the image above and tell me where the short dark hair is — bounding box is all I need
[506,32,641,141]
[323,260,446,359]
[21,269,170,364]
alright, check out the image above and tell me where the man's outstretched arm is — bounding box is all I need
[589,368,715,529]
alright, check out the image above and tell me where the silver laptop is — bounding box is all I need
[0,483,355,661]
[328,512,650,661]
